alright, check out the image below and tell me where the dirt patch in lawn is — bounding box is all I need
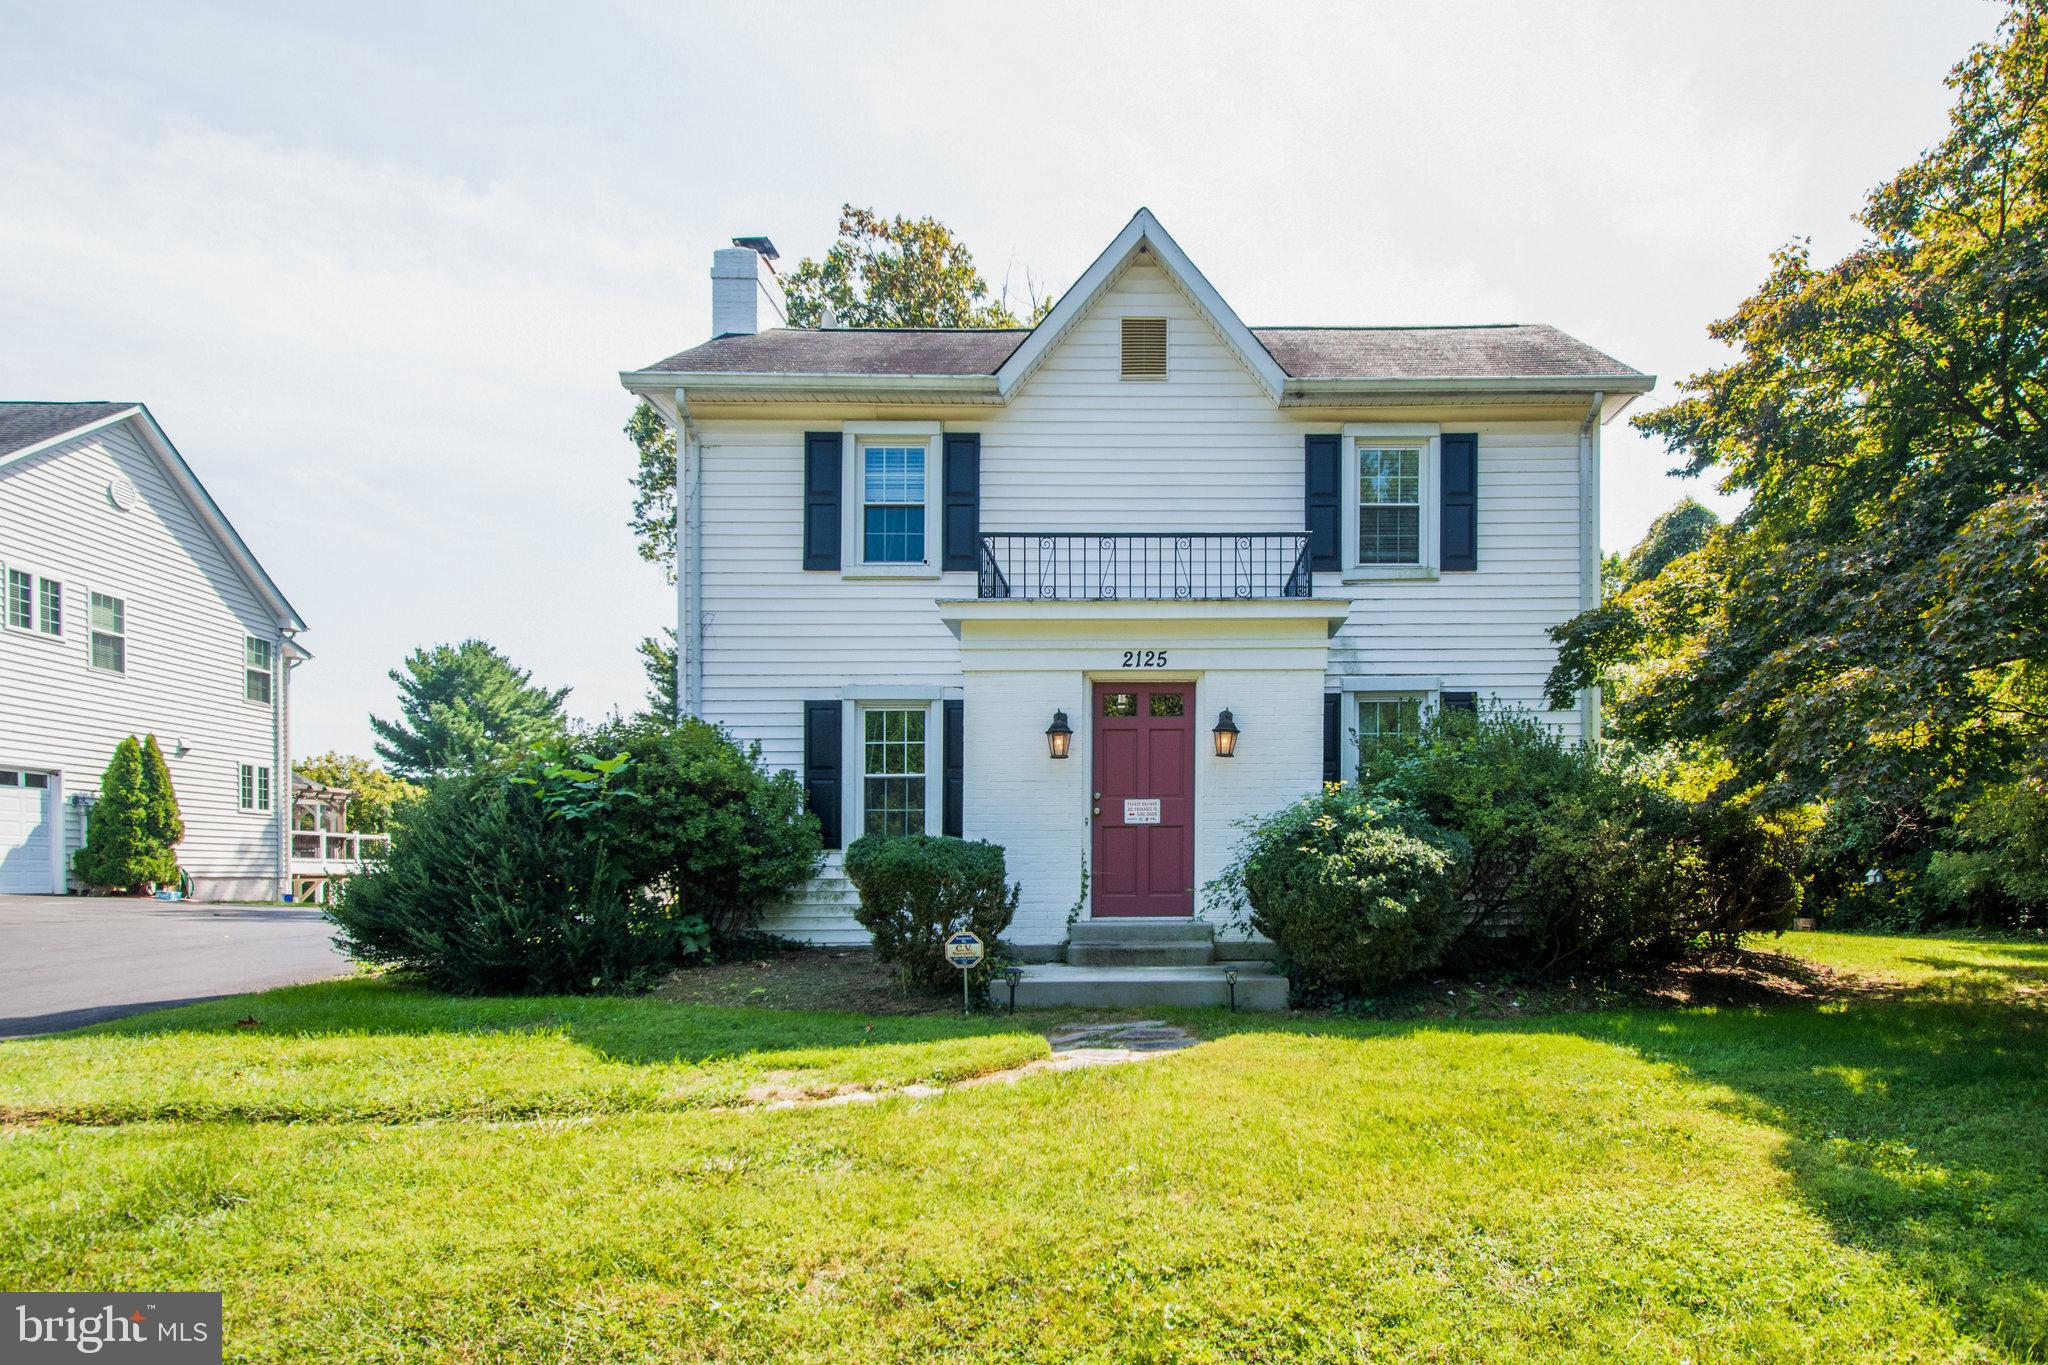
[655,945,958,1016]
[725,1021,1199,1111]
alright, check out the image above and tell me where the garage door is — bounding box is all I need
[0,770,57,894]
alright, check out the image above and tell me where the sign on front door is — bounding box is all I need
[1091,684,1195,917]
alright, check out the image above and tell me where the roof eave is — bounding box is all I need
[620,370,1003,397]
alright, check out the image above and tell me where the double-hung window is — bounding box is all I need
[89,592,125,673]
[861,443,927,565]
[861,706,927,836]
[1358,695,1424,753]
[1357,445,1423,566]
[239,763,271,812]
[245,636,274,704]
[38,579,60,636]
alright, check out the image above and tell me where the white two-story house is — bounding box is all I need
[620,210,1650,995]
[0,403,306,900]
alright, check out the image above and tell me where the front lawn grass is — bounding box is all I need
[3,932,2044,1362]
[0,980,1050,1122]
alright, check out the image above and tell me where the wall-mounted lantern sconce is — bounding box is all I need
[1212,709,1240,758]
[1046,710,1073,760]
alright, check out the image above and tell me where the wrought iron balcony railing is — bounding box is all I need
[977,532,1313,601]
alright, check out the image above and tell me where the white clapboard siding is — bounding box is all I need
[0,422,287,898]
[691,258,1586,941]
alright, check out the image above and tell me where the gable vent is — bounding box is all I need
[1120,316,1167,379]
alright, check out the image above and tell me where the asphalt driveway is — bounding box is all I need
[0,894,350,1037]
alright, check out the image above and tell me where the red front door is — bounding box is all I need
[1092,682,1195,917]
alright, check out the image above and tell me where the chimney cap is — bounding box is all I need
[732,236,779,264]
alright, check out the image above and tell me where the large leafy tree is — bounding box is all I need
[1550,3,2047,819]
[293,752,423,835]
[626,206,1049,575]
[370,640,570,781]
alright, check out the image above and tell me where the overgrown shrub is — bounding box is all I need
[1362,702,1799,972]
[74,737,179,892]
[1211,785,1470,994]
[329,752,703,993]
[1917,775,2048,930]
[842,834,1019,994]
[1362,703,1590,937]
[581,714,822,940]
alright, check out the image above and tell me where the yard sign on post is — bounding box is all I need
[945,931,985,1015]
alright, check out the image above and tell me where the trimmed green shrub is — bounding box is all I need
[843,834,1019,994]
[138,734,185,850]
[329,752,702,994]
[580,714,822,941]
[1213,785,1470,994]
[74,737,179,892]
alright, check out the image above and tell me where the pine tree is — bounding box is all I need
[139,733,186,849]
[74,737,178,891]
[369,640,570,781]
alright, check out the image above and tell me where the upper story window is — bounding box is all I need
[4,569,60,636]
[89,592,125,673]
[861,443,927,565]
[861,705,927,836]
[6,569,30,630]
[1358,445,1423,565]
[245,637,274,704]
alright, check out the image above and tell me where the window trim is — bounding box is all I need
[1341,423,1441,581]
[244,634,275,706]
[1337,677,1443,782]
[2,564,63,639]
[238,762,273,813]
[839,421,943,580]
[87,588,127,674]
[838,697,945,841]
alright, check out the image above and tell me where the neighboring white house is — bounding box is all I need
[620,210,1653,981]
[0,402,306,900]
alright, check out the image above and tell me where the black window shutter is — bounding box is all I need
[1440,433,1478,572]
[942,699,964,836]
[803,700,842,848]
[802,432,841,571]
[941,434,980,571]
[1440,691,1478,714]
[1304,434,1342,571]
[1322,691,1341,784]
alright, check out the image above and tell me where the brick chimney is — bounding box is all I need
[711,237,785,337]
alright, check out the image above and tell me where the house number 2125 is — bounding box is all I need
[1121,650,1169,668]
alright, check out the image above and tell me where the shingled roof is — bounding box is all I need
[635,323,1643,383]
[0,401,138,458]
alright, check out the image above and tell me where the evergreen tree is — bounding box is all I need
[370,640,571,781]
[139,733,185,849]
[74,737,178,891]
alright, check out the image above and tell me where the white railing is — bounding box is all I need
[290,831,390,866]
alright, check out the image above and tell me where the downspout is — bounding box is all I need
[1577,392,1605,745]
[673,388,704,719]
[277,629,294,900]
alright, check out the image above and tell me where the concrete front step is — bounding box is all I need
[1067,918,1215,944]
[1012,963,1287,1012]
[1067,941,1214,968]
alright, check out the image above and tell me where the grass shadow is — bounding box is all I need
[1181,957,2048,1358]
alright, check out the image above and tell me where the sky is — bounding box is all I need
[0,0,2002,759]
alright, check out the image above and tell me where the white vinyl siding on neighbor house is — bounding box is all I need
[0,420,287,898]
[678,256,1587,941]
